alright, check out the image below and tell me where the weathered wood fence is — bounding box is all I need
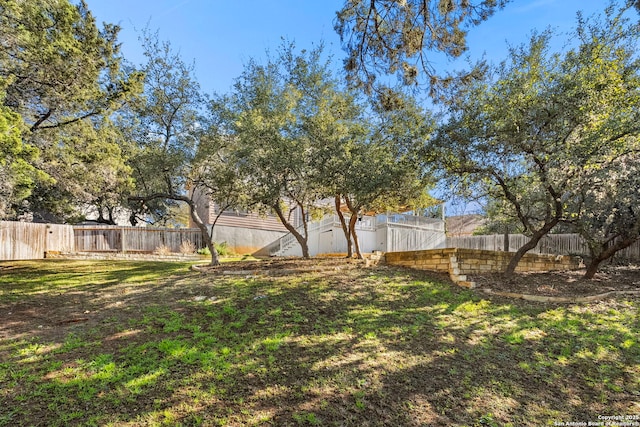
[446,233,640,261]
[4,220,640,262]
[73,226,204,253]
[0,221,75,260]
[0,221,205,261]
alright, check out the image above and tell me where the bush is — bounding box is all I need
[154,244,172,256]
[179,240,197,254]
[215,241,233,257]
[197,242,234,257]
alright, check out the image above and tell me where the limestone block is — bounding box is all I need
[457,281,476,289]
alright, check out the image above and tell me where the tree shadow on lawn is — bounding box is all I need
[255,280,639,426]
[0,262,638,426]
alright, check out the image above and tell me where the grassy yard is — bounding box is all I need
[0,260,638,426]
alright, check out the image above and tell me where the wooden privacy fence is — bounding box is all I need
[73,226,205,253]
[446,233,640,261]
[0,221,206,260]
[0,221,75,261]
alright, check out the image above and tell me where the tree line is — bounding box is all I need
[1,0,639,276]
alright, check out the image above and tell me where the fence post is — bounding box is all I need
[121,227,126,253]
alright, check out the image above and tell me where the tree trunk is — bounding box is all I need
[273,203,310,258]
[96,207,116,225]
[504,221,558,279]
[350,218,362,259]
[344,196,363,259]
[187,200,220,266]
[584,236,638,279]
[335,195,352,258]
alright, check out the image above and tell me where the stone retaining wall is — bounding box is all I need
[384,248,580,288]
[45,251,201,262]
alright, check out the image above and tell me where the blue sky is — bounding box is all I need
[85,0,609,96]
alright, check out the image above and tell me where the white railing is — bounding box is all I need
[266,214,382,255]
[265,215,339,255]
[377,213,445,232]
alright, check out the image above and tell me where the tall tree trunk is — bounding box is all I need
[350,219,362,259]
[186,199,220,266]
[273,203,310,258]
[335,195,352,258]
[584,236,638,279]
[344,196,363,259]
[504,221,558,279]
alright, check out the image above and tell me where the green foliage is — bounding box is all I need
[436,4,640,276]
[328,89,437,257]
[0,0,142,220]
[210,41,356,257]
[198,242,234,257]
[126,29,202,225]
[0,85,45,218]
[335,0,509,92]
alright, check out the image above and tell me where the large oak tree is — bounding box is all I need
[435,4,640,278]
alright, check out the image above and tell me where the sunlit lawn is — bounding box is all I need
[0,260,638,426]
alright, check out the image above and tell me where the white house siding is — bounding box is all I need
[210,224,286,255]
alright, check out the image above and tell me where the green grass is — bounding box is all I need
[0,259,638,426]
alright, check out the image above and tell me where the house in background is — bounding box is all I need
[261,212,447,257]
[190,189,447,256]
[190,196,303,254]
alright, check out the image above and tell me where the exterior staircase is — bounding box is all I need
[263,215,338,257]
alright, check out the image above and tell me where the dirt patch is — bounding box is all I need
[194,257,365,274]
[470,265,640,298]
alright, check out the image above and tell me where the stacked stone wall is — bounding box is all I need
[384,248,580,288]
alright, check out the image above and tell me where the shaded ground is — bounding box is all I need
[202,257,640,298]
[471,265,640,297]
[0,259,638,426]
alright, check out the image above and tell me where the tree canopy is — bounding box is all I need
[0,0,142,220]
[435,3,640,277]
[334,0,509,92]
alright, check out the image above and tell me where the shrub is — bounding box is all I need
[179,240,197,254]
[154,244,172,256]
[196,242,234,257]
[215,241,233,257]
